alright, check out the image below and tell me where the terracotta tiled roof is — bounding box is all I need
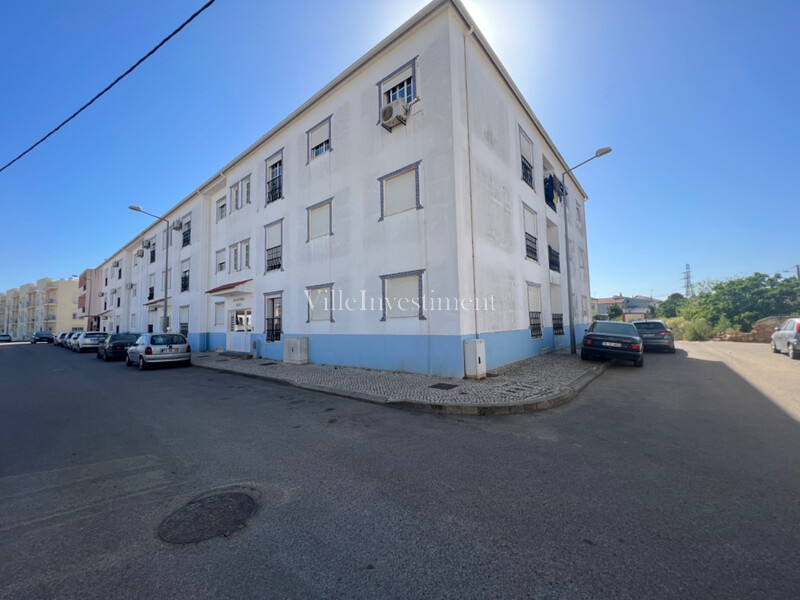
[205,279,253,294]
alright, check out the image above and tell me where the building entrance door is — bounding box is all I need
[227,308,252,352]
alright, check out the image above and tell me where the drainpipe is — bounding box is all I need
[463,26,479,341]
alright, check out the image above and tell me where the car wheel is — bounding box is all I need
[125,355,133,367]
[772,341,780,354]
[668,345,676,354]
[96,351,102,359]
[138,356,147,371]
[580,350,588,360]
[103,351,110,362]
[790,344,799,360]
[634,356,644,367]
[183,360,192,368]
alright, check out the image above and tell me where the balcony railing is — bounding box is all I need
[267,175,283,203]
[181,276,190,292]
[525,233,538,261]
[265,317,281,342]
[521,156,533,187]
[553,313,564,336]
[148,287,155,301]
[182,228,191,247]
[548,246,560,272]
[529,311,542,338]
[266,245,282,272]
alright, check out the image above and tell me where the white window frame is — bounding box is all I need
[265,149,284,204]
[376,57,418,121]
[306,283,334,323]
[306,198,333,241]
[216,197,227,222]
[306,115,332,163]
[216,249,226,273]
[264,219,283,273]
[214,302,225,326]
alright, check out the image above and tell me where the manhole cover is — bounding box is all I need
[158,492,256,544]
[429,383,458,390]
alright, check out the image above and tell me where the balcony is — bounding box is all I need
[553,313,564,336]
[529,311,542,338]
[525,233,538,261]
[521,156,533,187]
[548,246,560,272]
[267,175,283,203]
[266,245,282,272]
[265,317,281,342]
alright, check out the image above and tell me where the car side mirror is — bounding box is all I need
[774,327,780,331]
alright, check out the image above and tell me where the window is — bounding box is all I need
[306,116,332,162]
[523,205,538,261]
[214,302,225,326]
[265,220,283,272]
[380,270,425,320]
[161,269,171,292]
[118,268,122,279]
[265,150,283,203]
[230,182,240,211]
[379,161,422,220]
[377,58,418,118]
[148,274,155,301]
[131,285,137,298]
[179,306,189,336]
[265,293,282,342]
[216,197,227,222]
[229,239,250,272]
[306,284,333,322]
[307,199,332,240]
[520,128,534,188]
[216,250,226,273]
[181,261,190,292]
[182,219,191,247]
[229,176,251,212]
[527,284,542,338]
[149,241,156,263]
[116,297,121,308]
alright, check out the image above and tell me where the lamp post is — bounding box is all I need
[71,272,93,330]
[561,147,612,354]
[129,205,170,332]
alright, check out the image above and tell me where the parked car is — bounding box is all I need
[126,333,192,370]
[97,333,140,361]
[64,332,82,350]
[581,321,644,367]
[632,320,675,353]
[31,331,54,344]
[74,331,109,353]
[0,334,12,343]
[53,332,68,347]
[771,317,800,359]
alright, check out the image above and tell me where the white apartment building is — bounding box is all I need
[0,278,83,340]
[87,0,594,377]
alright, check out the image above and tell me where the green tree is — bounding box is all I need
[607,303,623,320]
[656,293,686,319]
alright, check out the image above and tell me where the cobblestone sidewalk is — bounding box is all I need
[191,350,609,415]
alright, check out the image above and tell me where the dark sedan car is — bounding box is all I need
[97,333,140,361]
[0,334,12,343]
[581,321,644,367]
[31,331,54,343]
[632,320,675,353]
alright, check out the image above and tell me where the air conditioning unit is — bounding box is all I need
[111,260,120,268]
[142,240,151,249]
[110,288,117,295]
[171,219,183,231]
[381,98,408,131]
[98,292,105,297]
[148,306,159,312]
[126,283,134,290]
[135,249,144,258]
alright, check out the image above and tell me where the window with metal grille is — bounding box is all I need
[527,284,542,339]
[529,311,542,338]
[523,206,538,261]
[267,159,282,203]
[182,221,191,247]
[553,313,565,336]
[265,222,282,272]
[150,247,156,263]
[548,246,560,272]
[307,117,332,162]
[181,271,189,292]
[520,129,534,188]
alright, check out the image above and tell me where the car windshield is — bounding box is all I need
[634,322,667,331]
[86,333,107,338]
[151,334,187,345]
[112,335,138,342]
[592,322,637,335]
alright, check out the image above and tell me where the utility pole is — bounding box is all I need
[683,264,693,297]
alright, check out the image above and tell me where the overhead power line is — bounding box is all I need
[0,0,217,175]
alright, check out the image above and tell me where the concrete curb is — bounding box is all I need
[191,358,611,416]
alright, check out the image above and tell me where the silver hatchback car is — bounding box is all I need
[126,333,192,370]
[771,317,800,359]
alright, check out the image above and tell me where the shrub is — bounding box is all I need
[684,318,713,341]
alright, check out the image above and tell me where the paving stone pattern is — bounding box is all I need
[191,350,603,406]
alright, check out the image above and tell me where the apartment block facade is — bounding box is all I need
[79,0,594,377]
[0,278,83,340]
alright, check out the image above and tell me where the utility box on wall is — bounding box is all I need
[284,337,309,365]
[464,339,486,379]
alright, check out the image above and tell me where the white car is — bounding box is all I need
[74,331,109,353]
[126,333,192,370]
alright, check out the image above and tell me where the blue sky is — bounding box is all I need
[0,0,798,298]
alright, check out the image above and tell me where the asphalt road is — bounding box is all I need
[1,342,799,599]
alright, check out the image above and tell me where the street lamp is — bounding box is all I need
[71,272,93,330]
[561,147,612,354]
[129,205,170,332]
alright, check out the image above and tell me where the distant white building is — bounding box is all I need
[87,0,594,377]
